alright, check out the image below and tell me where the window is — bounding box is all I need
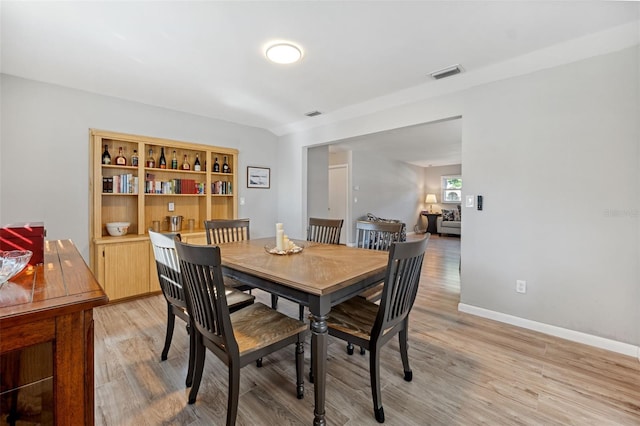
[441,175,462,203]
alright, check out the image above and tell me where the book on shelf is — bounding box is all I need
[211,180,232,195]
[144,176,200,195]
[103,174,138,194]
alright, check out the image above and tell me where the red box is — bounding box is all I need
[0,222,46,265]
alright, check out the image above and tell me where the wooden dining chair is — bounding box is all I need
[174,240,308,425]
[354,220,403,251]
[344,220,404,355]
[203,219,275,306]
[296,217,345,319]
[307,217,343,245]
[326,236,429,423]
[148,230,254,387]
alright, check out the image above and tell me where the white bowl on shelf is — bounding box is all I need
[106,222,130,236]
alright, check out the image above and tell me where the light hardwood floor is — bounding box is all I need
[94,236,640,425]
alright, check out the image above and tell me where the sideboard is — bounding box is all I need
[0,240,108,425]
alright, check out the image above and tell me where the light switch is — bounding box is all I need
[240,197,245,205]
[465,195,474,208]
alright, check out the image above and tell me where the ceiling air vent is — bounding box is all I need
[429,64,462,80]
[305,110,322,117]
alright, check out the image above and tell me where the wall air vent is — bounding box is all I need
[429,64,463,80]
[305,110,322,117]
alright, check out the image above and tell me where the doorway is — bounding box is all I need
[328,165,348,244]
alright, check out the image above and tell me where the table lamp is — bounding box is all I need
[425,194,437,213]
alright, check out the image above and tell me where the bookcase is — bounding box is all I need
[89,129,238,301]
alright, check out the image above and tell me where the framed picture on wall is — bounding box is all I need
[247,166,270,188]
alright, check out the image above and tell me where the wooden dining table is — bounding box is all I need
[218,237,389,426]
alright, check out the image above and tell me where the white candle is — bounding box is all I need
[276,222,283,231]
[283,235,290,251]
[276,230,284,251]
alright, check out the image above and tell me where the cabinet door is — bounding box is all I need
[183,233,207,245]
[149,241,161,293]
[102,241,150,300]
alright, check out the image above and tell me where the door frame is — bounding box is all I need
[328,164,350,244]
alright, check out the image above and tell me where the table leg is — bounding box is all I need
[310,313,327,426]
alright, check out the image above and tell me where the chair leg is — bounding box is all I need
[227,360,241,426]
[399,322,412,382]
[271,294,278,309]
[161,303,175,361]
[188,332,206,404]
[295,339,304,399]
[309,334,315,383]
[346,342,354,355]
[185,321,195,387]
[369,345,384,423]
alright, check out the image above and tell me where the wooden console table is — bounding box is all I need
[0,240,108,425]
[420,211,441,234]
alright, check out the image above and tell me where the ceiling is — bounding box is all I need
[1,1,638,166]
[329,117,462,168]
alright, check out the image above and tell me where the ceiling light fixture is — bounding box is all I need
[429,64,463,80]
[265,43,302,64]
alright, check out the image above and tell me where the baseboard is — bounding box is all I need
[458,303,640,361]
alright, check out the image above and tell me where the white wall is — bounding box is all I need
[0,75,279,262]
[307,145,329,220]
[461,47,638,345]
[278,46,639,347]
[350,151,424,240]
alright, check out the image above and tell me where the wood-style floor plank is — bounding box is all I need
[94,235,640,425]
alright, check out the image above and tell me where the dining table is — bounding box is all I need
[218,237,389,426]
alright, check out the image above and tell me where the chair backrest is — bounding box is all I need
[354,220,403,251]
[307,217,343,245]
[372,235,430,338]
[174,240,238,356]
[149,229,186,309]
[204,219,250,245]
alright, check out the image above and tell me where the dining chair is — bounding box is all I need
[326,235,429,423]
[345,220,404,355]
[296,217,345,320]
[307,217,343,245]
[354,220,403,251]
[148,230,255,387]
[174,240,308,425]
[204,219,278,309]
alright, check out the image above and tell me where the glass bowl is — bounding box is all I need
[264,242,304,255]
[0,250,33,287]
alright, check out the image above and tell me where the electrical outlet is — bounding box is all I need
[516,280,526,294]
[240,197,245,206]
[168,202,175,212]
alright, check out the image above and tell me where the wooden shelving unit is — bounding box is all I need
[89,129,238,301]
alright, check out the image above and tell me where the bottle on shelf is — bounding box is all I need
[115,147,127,166]
[146,148,155,168]
[194,154,201,171]
[159,147,167,169]
[213,157,220,172]
[171,150,178,169]
[102,145,111,165]
[182,154,191,170]
[131,149,139,167]
[222,156,230,173]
